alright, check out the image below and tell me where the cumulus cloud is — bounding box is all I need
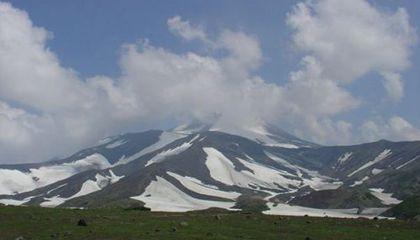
[361,116,420,142]
[0,1,418,163]
[286,0,416,101]
[280,56,359,144]
[282,0,418,142]
[0,2,279,163]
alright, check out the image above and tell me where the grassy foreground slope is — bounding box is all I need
[0,206,419,240]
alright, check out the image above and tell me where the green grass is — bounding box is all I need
[0,206,419,240]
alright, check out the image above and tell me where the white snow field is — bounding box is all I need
[0,196,38,206]
[348,149,392,177]
[265,151,342,191]
[145,135,200,166]
[338,152,353,164]
[264,203,388,219]
[39,170,123,207]
[204,147,341,196]
[204,147,298,191]
[0,154,110,195]
[350,176,370,187]
[210,123,301,148]
[166,171,241,200]
[396,155,420,170]
[116,131,186,165]
[105,139,128,149]
[334,152,353,169]
[369,188,402,205]
[130,176,236,212]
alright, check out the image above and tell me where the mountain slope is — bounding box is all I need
[0,124,419,218]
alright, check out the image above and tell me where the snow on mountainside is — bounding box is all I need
[172,121,318,148]
[0,154,110,195]
[0,124,419,219]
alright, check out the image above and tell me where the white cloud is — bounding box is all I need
[0,2,142,163]
[0,101,34,145]
[360,116,420,142]
[281,0,417,142]
[0,2,92,112]
[381,72,404,101]
[286,0,416,100]
[0,3,281,163]
[167,16,207,42]
[285,56,360,117]
[0,1,418,163]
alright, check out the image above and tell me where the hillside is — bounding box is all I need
[0,123,419,218]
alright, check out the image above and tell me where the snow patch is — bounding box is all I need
[145,135,199,167]
[265,152,342,191]
[236,157,302,190]
[210,123,302,148]
[334,152,353,169]
[204,147,338,195]
[0,196,37,206]
[371,168,384,175]
[39,170,123,207]
[370,188,402,205]
[348,149,392,177]
[47,184,68,194]
[130,176,236,212]
[0,154,110,195]
[264,143,299,149]
[105,139,127,149]
[166,172,240,200]
[396,156,419,170]
[264,203,388,219]
[350,176,370,187]
[117,131,185,165]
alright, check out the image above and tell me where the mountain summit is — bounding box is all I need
[171,121,318,148]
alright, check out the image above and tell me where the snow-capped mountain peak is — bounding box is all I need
[171,120,317,149]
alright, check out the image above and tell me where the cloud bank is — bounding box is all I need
[0,0,418,163]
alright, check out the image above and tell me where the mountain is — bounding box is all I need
[381,195,420,220]
[0,123,419,218]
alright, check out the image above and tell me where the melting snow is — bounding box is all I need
[46,184,68,194]
[116,131,186,165]
[39,170,123,207]
[105,139,127,149]
[0,196,37,206]
[264,203,388,219]
[264,143,299,149]
[348,149,392,177]
[236,157,301,190]
[0,154,110,195]
[369,188,402,205]
[166,172,240,200]
[145,135,199,167]
[40,196,67,207]
[265,152,342,191]
[203,147,337,195]
[334,152,353,169]
[130,176,236,212]
[210,123,301,148]
[371,168,384,175]
[350,176,370,187]
[396,156,419,170]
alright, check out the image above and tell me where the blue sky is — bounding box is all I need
[1,0,420,163]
